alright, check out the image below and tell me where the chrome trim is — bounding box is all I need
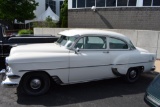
[0,69,6,74]
[19,61,154,72]
[19,64,112,72]
[8,75,20,79]
[147,95,160,106]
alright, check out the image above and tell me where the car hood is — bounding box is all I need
[10,43,69,55]
[8,43,70,64]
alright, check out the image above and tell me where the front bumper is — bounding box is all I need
[144,93,160,107]
[0,69,18,88]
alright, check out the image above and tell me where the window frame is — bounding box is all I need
[73,35,108,51]
[72,0,160,8]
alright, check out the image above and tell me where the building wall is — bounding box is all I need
[68,7,160,30]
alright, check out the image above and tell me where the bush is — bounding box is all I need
[18,29,33,35]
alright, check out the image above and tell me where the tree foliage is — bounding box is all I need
[0,0,38,23]
[33,16,56,28]
[60,0,68,28]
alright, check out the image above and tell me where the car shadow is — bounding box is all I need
[17,72,158,106]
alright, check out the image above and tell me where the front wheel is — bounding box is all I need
[125,68,140,83]
[22,72,50,96]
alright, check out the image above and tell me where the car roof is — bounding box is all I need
[59,29,130,42]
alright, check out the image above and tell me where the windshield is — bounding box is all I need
[56,35,78,48]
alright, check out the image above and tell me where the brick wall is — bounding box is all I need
[68,7,160,30]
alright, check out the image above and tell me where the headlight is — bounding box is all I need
[6,66,12,73]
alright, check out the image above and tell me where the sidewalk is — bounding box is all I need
[155,60,160,72]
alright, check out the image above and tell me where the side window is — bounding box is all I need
[74,38,84,49]
[75,36,106,49]
[109,38,128,49]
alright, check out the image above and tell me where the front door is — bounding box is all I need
[69,36,111,83]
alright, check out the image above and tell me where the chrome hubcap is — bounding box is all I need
[30,79,41,89]
[130,70,137,78]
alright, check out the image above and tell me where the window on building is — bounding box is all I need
[143,0,152,6]
[96,0,105,7]
[46,0,56,13]
[72,0,76,8]
[86,0,95,7]
[117,0,127,6]
[51,1,56,13]
[77,0,85,8]
[106,0,116,6]
[60,1,64,11]
[153,0,160,6]
[128,0,137,6]
[46,0,49,10]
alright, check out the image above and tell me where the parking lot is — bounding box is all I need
[0,72,158,107]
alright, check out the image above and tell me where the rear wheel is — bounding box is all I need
[22,72,50,96]
[125,68,140,83]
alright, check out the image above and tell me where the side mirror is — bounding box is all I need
[75,48,80,54]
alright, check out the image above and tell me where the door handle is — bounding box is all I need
[103,51,109,53]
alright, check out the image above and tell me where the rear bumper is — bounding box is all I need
[0,69,19,88]
[151,66,156,71]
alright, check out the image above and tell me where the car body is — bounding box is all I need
[0,29,156,95]
[144,74,160,107]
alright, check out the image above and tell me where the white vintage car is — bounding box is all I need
[0,29,156,95]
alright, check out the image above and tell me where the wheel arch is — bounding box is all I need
[127,66,144,74]
[19,70,63,85]
[19,71,51,84]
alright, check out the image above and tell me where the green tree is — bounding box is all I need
[60,0,68,28]
[33,16,56,28]
[45,16,56,27]
[0,0,38,23]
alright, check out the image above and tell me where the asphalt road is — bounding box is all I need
[0,72,158,107]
